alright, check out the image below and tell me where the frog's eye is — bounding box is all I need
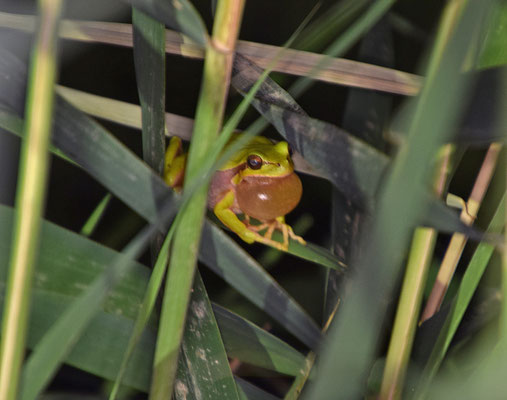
[288,144,294,157]
[247,154,263,170]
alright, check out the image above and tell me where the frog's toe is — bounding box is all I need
[287,225,306,246]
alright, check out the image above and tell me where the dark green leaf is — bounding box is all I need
[213,304,305,376]
[478,0,507,68]
[200,221,322,349]
[175,273,240,400]
[235,377,281,400]
[305,1,492,398]
[51,97,176,224]
[121,0,207,45]
[231,54,389,209]
[132,8,166,175]
[326,18,393,320]
[0,204,312,391]
[415,193,505,397]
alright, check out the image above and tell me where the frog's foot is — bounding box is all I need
[249,216,306,251]
[164,136,186,190]
[243,215,270,232]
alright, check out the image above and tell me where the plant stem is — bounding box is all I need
[421,142,501,323]
[379,145,453,400]
[0,0,62,398]
[148,1,245,399]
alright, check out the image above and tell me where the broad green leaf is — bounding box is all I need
[80,193,112,236]
[294,0,371,52]
[19,219,162,399]
[455,69,505,145]
[231,54,389,209]
[1,95,177,225]
[132,6,167,266]
[0,51,334,348]
[305,1,494,398]
[121,0,207,45]
[132,8,166,176]
[235,377,281,400]
[415,193,505,398]
[326,17,393,320]
[478,0,507,68]
[0,204,308,390]
[213,304,305,376]
[51,96,176,225]
[0,48,176,226]
[175,273,240,400]
[0,2,63,397]
[200,221,322,350]
[109,225,174,399]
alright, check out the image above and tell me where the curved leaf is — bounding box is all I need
[231,54,389,209]
[235,377,281,400]
[121,0,207,45]
[175,273,240,400]
[213,304,305,376]
[0,204,306,389]
[200,221,322,349]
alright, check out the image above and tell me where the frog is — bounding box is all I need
[164,135,306,251]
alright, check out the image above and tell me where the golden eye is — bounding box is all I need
[247,154,263,170]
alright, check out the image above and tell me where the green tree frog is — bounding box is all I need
[164,135,306,251]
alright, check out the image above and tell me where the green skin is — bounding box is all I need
[164,135,305,251]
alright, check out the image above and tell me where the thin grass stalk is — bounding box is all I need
[294,0,370,52]
[131,8,166,264]
[414,193,505,399]
[420,142,502,323]
[305,0,488,397]
[0,12,422,96]
[149,1,244,398]
[80,193,112,236]
[378,145,454,400]
[55,85,320,177]
[109,224,176,400]
[500,71,507,339]
[132,8,166,176]
[284,300,337,399]
[0,1,62,398]
[288,0,397,99]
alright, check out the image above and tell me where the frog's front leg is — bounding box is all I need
[214,191,289,251]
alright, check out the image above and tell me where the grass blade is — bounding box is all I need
[414,193,505,398]
[108,227,173,399]
[0,204,305,390]
[0,1,62,398]
[80,193,112,237]
[132,7,166,176]
[120,0,207,45]
[294,0,371,52]
[478,0,507,68]
[213,304,305,376]
[200,221,321,349]
[305,1,493,398]
[235,377,281,400]
[175,273,240,400]
[132,6,166,262]
[231,53,390,208]
[149,1,245,397]
[0,12,422,95]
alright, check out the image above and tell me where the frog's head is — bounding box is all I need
[227,136,303,221]
[223,136,294,178]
